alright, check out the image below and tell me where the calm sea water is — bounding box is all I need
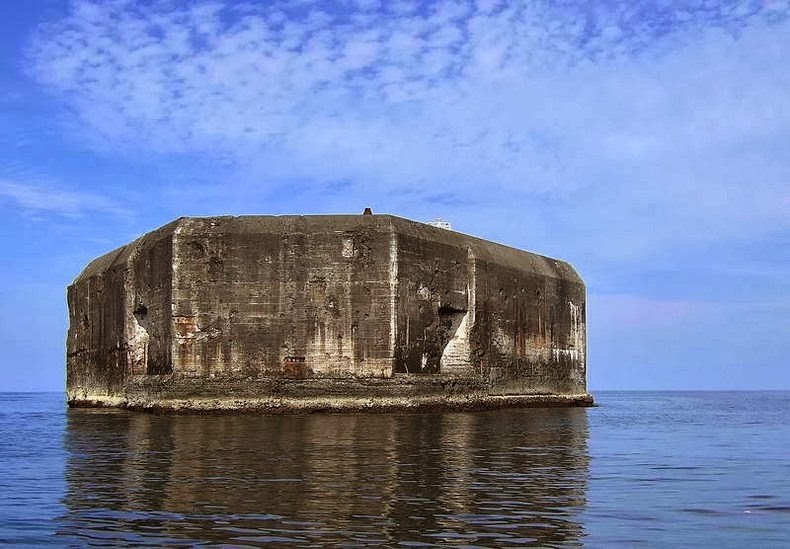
[0,392,788,547]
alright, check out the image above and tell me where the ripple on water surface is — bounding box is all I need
[0,391,788,547]
[55,406,590,547]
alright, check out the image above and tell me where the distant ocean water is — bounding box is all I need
[0,391,788,547]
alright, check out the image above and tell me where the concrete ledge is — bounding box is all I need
[67,395,127,408]
[68,392,594,413]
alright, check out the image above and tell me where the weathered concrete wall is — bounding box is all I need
[392,222,474,376]
[389,217,586,395]
[470,248,586,395]
[67,221,176,402]
[170,216,394,379]
[66,214,590,411]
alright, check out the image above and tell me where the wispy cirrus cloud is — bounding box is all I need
[0,165,128,219]
[23,0,790,259]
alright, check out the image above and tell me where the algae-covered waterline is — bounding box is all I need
[1,391,788,547]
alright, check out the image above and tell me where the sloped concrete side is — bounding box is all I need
[66,221,176,404]
[389,217,587,395]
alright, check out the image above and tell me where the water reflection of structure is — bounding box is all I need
[61,408,589,546]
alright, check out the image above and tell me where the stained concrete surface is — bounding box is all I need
[67,214,591,411]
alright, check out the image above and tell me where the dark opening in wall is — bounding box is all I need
[133,303,148,321]
[438,303,465,315]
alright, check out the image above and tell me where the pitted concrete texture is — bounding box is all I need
[67,214,592,411]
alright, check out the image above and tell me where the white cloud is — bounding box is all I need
[23,0,790,260]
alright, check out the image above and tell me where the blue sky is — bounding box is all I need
[1,0,788,391]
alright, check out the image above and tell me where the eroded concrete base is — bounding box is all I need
[68,393,594,413]
[67,374,593,413]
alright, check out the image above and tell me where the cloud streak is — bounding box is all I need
[0,166,128,219]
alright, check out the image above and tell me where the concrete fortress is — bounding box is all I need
[67,214,592,411]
